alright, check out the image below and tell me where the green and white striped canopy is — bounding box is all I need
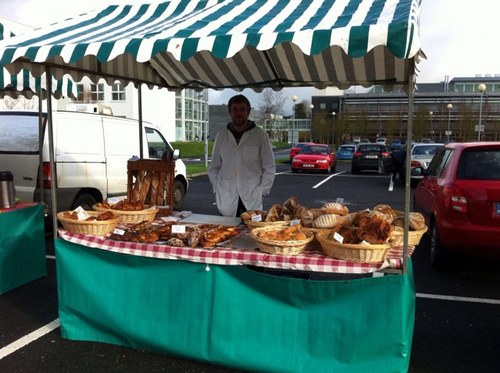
[0,0,424,91]
[0,67,78,99]
[0,21,77,99]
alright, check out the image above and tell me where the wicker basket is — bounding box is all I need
[57,211,120,236]
[250,226,314,255]
[93,204,158,224]
[316,230,391,263]
[389,226,428,246]
[244,219,290,230]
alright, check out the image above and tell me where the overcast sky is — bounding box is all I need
[1,0,500,107]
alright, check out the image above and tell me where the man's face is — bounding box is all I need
[230,102,249,127]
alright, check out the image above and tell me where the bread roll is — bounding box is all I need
[321,202,349,216]
[312,213,344,229]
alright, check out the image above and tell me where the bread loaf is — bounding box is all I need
[265,204,283,222]
[312,213,343,228]
[321,202,349,216]
[409,212,426,230]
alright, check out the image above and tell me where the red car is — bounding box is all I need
[413,142,500,267]
[289,142,313,162]
[291,144,337,173]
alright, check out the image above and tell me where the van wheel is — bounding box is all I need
[173,180,186,210]
[71,193,99,211]
[430,223,447,268]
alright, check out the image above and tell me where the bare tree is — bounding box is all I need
[258,89,286,140]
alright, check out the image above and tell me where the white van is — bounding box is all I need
[0,110,188,216]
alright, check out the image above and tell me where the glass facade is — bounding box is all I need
[175,89,208,141]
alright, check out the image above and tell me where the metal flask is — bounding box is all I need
[0,171,16,209]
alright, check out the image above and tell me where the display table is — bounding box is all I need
[55,229,415,372]
[0,203,47,295]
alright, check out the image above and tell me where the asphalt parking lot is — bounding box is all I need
[1,158,499,372]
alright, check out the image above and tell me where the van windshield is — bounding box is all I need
[0,114,46,153]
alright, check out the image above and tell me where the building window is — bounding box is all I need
[111,82,126,101]
[75,83,104,102]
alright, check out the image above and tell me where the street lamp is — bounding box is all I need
[291,95,298,145]
[331,111,336,145]
[478,83,486,141]
[429,111,434,141]
[309,104,314,141]
[446,103,453,143]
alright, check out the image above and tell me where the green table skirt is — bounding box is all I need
[0,204,46,295]
[56,239,415,373]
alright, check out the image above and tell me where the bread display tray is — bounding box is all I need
[389,226,428,246]
[57,211,120,237]
[316,230,391,263]
[250,226,314,256]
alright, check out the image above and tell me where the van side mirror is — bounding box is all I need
[173,149,180,160]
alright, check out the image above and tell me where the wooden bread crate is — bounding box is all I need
[127,158,174,217]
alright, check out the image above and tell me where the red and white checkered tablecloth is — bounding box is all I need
[58,229,413,274]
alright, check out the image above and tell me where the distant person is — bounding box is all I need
[391,148,407,182]
[208,94,276,217]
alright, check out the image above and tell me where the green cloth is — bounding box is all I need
[0,204,46,294]
[56,239,415,373]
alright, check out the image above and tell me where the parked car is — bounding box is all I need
[408,143,444,185]
[336,144,357,160]
[391,139,404,149]
[375,137,387,145]
[289,142,312,162]
[291,144,336,173]
[413,142,500,267]
[351,143,392,174]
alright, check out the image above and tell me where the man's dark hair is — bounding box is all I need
[228,94,251,114]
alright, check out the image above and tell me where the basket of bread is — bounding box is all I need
[315,204,427,263]
[250,224,314,255]
[389,210,428,246]
[57,210,120,236]
[93,200,159,224]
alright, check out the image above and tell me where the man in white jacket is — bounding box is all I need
[208,95,276,217]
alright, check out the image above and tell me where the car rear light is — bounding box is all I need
[39,162,54,189]
[411,160,422,168]
[443,184,468,213]
[381,151,389,157]
[353,151,362,157]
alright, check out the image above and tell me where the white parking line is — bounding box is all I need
[0,319,60,360]
[416,293,500,305]
[313,171,345,188]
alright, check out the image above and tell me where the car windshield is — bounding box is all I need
[302,145,328,155]
[457,149,500,180]
[412,145,442,156]
[358,145,381,152]
[339,146,355,152]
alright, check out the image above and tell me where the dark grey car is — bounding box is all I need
[351,143,392,174]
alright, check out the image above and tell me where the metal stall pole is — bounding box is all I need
[45,67,58,238]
